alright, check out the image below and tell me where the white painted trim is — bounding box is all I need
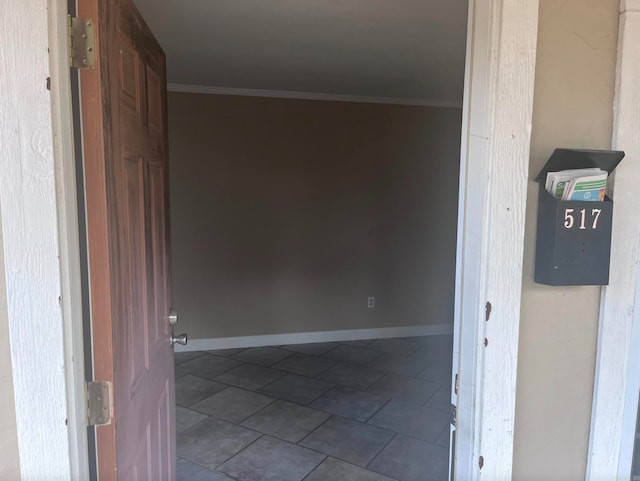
[586,4,640,481]
[167,83,463,108]
[453,0,538,479]
[0,0,75,479]
[48,0,91,478]
[175,324,453,352]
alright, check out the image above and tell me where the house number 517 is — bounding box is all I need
[563,208,602,230]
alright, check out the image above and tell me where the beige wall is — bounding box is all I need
[513,1,619,479]
[168,93,461,339]
[0,209,21,480]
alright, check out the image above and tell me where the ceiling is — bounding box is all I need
[132,0,468,105]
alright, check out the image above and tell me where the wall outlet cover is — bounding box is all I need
[368,297,375,308]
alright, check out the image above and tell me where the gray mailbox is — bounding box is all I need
[534,148,625,286]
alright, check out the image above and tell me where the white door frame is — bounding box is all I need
[586,2,640,480]
[0,0,537,478]
[0,0,88,479]
[452,0,538,478]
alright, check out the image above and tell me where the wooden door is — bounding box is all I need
[78,0,175,479]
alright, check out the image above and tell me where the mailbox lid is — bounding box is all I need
[535,148,625,184]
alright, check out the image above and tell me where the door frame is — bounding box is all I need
[586,2,640,480]
[452,0,538,478]
[0,0,537,478]
[0,0,89,479]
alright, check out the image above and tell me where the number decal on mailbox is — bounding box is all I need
[564,209,574,229]
[592,209,602,229]
[563,208,602,230]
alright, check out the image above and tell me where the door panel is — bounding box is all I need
[78,0,175,479]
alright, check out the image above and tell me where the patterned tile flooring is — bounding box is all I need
[175,335,453,481]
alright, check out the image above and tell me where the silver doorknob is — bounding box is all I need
[170,333,188,347]
[168,310,178,325]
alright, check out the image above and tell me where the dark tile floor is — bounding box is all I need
[175,335,453,481]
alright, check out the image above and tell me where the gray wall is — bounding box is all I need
[513,0,619,479]
[0,207,21,480]
[168,93,461,339]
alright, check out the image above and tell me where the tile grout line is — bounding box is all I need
[185,382,280,423]
[304,383,336,406]
[235,396,279,425]
[413,359,435,380]
[231,347,296,368]
[434,423,453,448]
[296,414,336,446]
[175,455,223,477]
[177,353,245,380]
[214,362,289,392]
[422,381,445,406]
[175,413,212,435]
[235,395,280,426]
[217,432,330,480]
[257,375,335,407]
[385,428,453,446]
[271,354,339,378]
[365,432,399,474]
[299,454,402,481]
[175,370,231,386]
[214,433,267,477]
[364,395,393,424]
[185,385,233,417]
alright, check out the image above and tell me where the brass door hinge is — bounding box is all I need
[86,381,112,426]
[68,16,96,69]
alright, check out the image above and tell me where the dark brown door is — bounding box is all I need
[78,0,175,479]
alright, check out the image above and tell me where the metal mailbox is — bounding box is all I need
[534,148,625,286]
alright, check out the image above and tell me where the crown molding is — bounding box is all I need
[167,83,463,108]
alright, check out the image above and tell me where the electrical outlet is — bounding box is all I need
[368,297,375,308]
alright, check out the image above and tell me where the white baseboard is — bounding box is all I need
[175,324,453,352]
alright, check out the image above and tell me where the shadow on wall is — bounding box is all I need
[168,93,462,339]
